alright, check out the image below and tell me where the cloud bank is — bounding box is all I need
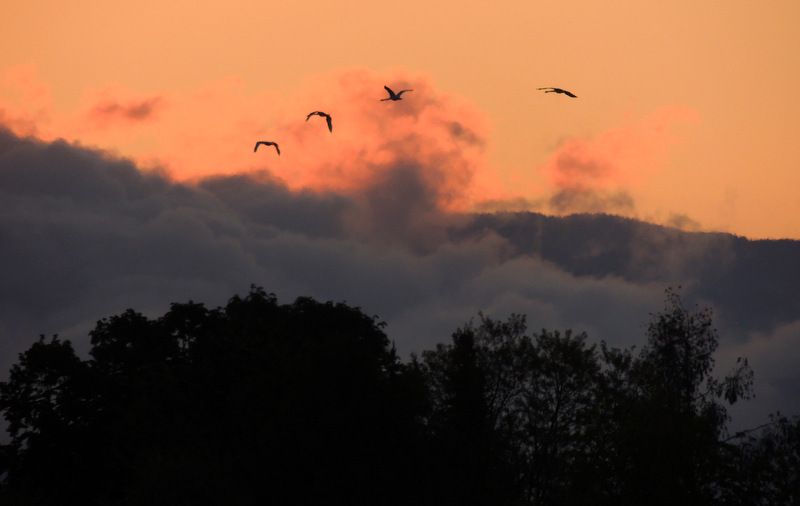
[1,125,799,432]
[1,64,703,221]
[1,66,795,431]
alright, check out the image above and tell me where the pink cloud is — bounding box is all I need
[542,106,701,192]
[538,105,701,215]
[0,65,701,220]
[0,63,54,137]
[246,68,495,212]
[0,65,504,213]
[85,91,164,128]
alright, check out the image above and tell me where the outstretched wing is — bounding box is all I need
[396,89,413,98]
[326,115,332,132]
[384,85,396,98]
[538,87,577,97]
[254,141,280,155]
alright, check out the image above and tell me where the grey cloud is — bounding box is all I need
[666,212,703,232]
[89,96,164,123]
[471,197,547,214]
[452,212,800,339]
[2,127,800,430]
[199,173,352,239]
[554,151,610,179]
[343,163,460,253]
[548,187,635,215]
[443,120,484,147]
[724,320,800,431]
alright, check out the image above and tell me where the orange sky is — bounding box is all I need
[2,0,800,238]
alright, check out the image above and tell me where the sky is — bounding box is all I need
[2,127,799,433]
[2,0,800,239]
[1,1,800,433]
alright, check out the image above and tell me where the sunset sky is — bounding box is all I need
[3,0,799,239]
[3,1,800,432]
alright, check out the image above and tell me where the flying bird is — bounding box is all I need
[306,111,333,132]
[538,87,577,98]
[254,141,280,155]
[381,85,413,101]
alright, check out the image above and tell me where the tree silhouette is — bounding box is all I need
[0,336,95,503]
[0,286,794,505]
[0,287,426,505]
[419,313,527,505]
[514,329,601,505]
[728,414,800,504]
[606,288,754,505]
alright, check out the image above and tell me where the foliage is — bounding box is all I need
[0,286,794,504]
[606,287,754,505]
[0,287,423,505]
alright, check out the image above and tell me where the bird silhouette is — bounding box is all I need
[306,111,333,132]
[381,85,413,101]
[254,141,280,155]
[538,87,577,98]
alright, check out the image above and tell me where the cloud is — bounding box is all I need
[85,92,164,127]
[0,65,707,231]
[1,126,800,432]
[255,68,496,212]
[666,213,703,232]
[0,65,499,210]
[538,105,701,215]
[548,188,635,215]
[724,319,800,430]
[1,64,798,429]
[0,63,53,137]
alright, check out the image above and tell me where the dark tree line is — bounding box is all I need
[0,286,796,505]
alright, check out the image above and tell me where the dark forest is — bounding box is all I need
[0,286,797,505]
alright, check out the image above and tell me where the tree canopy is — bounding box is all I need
[0,286,795,505]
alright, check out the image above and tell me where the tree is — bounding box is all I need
[0,287,427,505]
[610,287,754,505]
[2,286,789,504]
[513,329,601,505]
[420,316,605,505]
[724,414,800,505]
[0,336,94,503]
[420,313,528,505]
